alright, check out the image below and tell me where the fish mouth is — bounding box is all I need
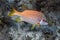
[40,22,48,25]
[44,22,48,25]
[39,20,48,25]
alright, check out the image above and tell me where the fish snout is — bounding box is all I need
[39,20,48,25]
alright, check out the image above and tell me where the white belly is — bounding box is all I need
[20,16,38,24]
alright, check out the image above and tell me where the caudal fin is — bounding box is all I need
[8,7,22,16]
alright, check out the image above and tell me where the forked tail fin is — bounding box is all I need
[8,7,22,16]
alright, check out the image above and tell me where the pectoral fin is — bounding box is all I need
[31,24,35,30]
[36,22,40,27]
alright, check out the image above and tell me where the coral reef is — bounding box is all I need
[0,0,60,40]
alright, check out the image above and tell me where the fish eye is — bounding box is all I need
[43,19,47,22]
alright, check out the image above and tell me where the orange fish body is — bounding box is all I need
[9,9,48,25]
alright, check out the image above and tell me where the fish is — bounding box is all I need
[8,8,48,30]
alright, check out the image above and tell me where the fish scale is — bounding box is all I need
[20,10,46,24]
[9,8,48,25]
